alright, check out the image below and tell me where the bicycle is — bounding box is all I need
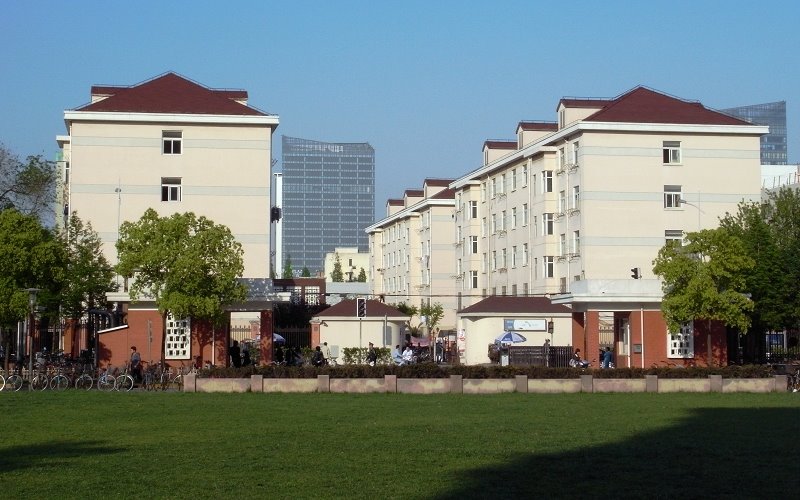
[49,365,73,391]
[97,367,116,391]
[115,364,135,392]
[787,367,800,392]
[31,367,50,391]
[0,370,5,391]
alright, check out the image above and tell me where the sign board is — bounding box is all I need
[503,319,547,331]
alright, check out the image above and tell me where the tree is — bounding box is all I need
[395,302,419,334]
[301,267,311,277]
[0,144,58,219]
[330,253,344,282]
[356,267,367,282]
[420,302,444,332]
[652,228,754,334]
[0,208,65,369]
[116,209,247,361]
[59,213,118,321]
[282,254,293,279]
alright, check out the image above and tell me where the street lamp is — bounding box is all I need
[24,288,40,390]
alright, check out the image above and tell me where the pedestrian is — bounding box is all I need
[602,346,613,369]
[312,346,324,367]
[230,340,241,368]
[543,338,551,367]
[322,341,332,365]
[241,347,251,367]
[130,346,142,382]
[366,342,377,366]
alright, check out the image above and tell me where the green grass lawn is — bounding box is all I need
[1,392,798,499]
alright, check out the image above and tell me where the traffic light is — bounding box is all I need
[356,297,367,318]
[631,267,641,279]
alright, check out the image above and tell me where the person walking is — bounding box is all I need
[230,340,241,368]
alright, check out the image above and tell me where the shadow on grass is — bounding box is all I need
[0,440,127,473]
[434,407,800,499]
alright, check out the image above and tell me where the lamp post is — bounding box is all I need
[24,288,40,391]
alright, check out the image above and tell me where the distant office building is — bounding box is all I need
[281,136,375,275]
[722,101,787,165]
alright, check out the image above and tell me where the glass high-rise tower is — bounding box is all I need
[722,101,787,165]
[281,136,375,275]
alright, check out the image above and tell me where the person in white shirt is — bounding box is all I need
[402,345,413,364]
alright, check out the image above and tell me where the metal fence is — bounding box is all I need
[510,345,573,367]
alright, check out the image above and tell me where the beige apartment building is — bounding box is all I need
[375,87,767,366]
[56,72,280,367]
[366,179,460,331]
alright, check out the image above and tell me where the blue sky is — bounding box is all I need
[2,0,797,219]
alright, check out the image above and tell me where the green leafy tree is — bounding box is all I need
[282,254,293,279]
[330,253,344,282]
[301,267,311,277]
[0,208,65,369]
[0,144,57,219]
[356,267,367,282]
[420,302,444,332]
[652,228,754,334]
[116,209,247,361]
[59,213,117,321]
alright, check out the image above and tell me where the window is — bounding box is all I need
[501,286,507,296]
[533,215,538,236]
[543,213,554,235]
[511,284,517,296]
[500,174,506,195]
[481,182,487,202]
[522,243,529,266]
[482,217,487,237]
[522,165,528,186]
[572,186,580,210]
[560,234,567,256]
[664,185,682,209]
[663,141,681,164]
[482,253,487,273]
[511,207,517,229]
[665,229,683,246]
[162,131,182,155]
[544,256,555,278]
[573,230,580,254]
[491,251,497,271]
[470,236,478,254]
[523,203,529,226]
[542,171,553,193]
[490,177,497,198]
[457,259,462,275]
[558,190,567,213]
[534,258,538,279]
[572,141,580,165]
[668,323,694,358]
[500,248,507,268]
[500,210,506,231]
[470,200,478,219]
[511,169,517,190]
[491,214,497,234]
[470,270,478,289]
[511,246,517,268]
[558,148,566,169]
[161,177,182,202]
[165,314,190,359]
[522,282,528,296]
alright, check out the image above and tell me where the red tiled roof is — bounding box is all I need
[423,178,454,187]
[76,72,266,116]
[404,189,424,197]
[458,296,571,315]
[387,199,404,206]
[316,299,409,319]
[517,121,558,131]
[483,140,517,150]
[558,98,610,110]
[584,87,751,125]
[430,187,455,200]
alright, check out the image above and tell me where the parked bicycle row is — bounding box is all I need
[0,362,194,392]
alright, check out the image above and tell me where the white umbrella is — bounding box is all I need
[495,331,527,344]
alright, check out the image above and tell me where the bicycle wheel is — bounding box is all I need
[170,374,183,391]
[0,375,5,392]
[32,375,49,391]
[75,374,93,390]
[7,374,23,391]
[50,374,70,391]
[116,375,134,392]
[98,374,115,392]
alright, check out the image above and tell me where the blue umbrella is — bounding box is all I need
[495,331,527,344]
[273,333,286,344]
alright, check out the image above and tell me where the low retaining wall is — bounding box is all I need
[183,374,788,394]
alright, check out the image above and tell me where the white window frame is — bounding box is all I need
[511,207,517,229]
[572,186,580,210]
[544,256,555,278]
[162,130,182,155]
[470,200,478,219]
[470,235,478,254]
[470,270,478,289]
[664,185,682,209]
[161,177,182,202]
[543,213,554,235]
[542,171,553,193]
[665,229,684,246]
[522,243,529,266]
[663,141,681,164]
[668,323,695,358]
[164,314,191,360]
